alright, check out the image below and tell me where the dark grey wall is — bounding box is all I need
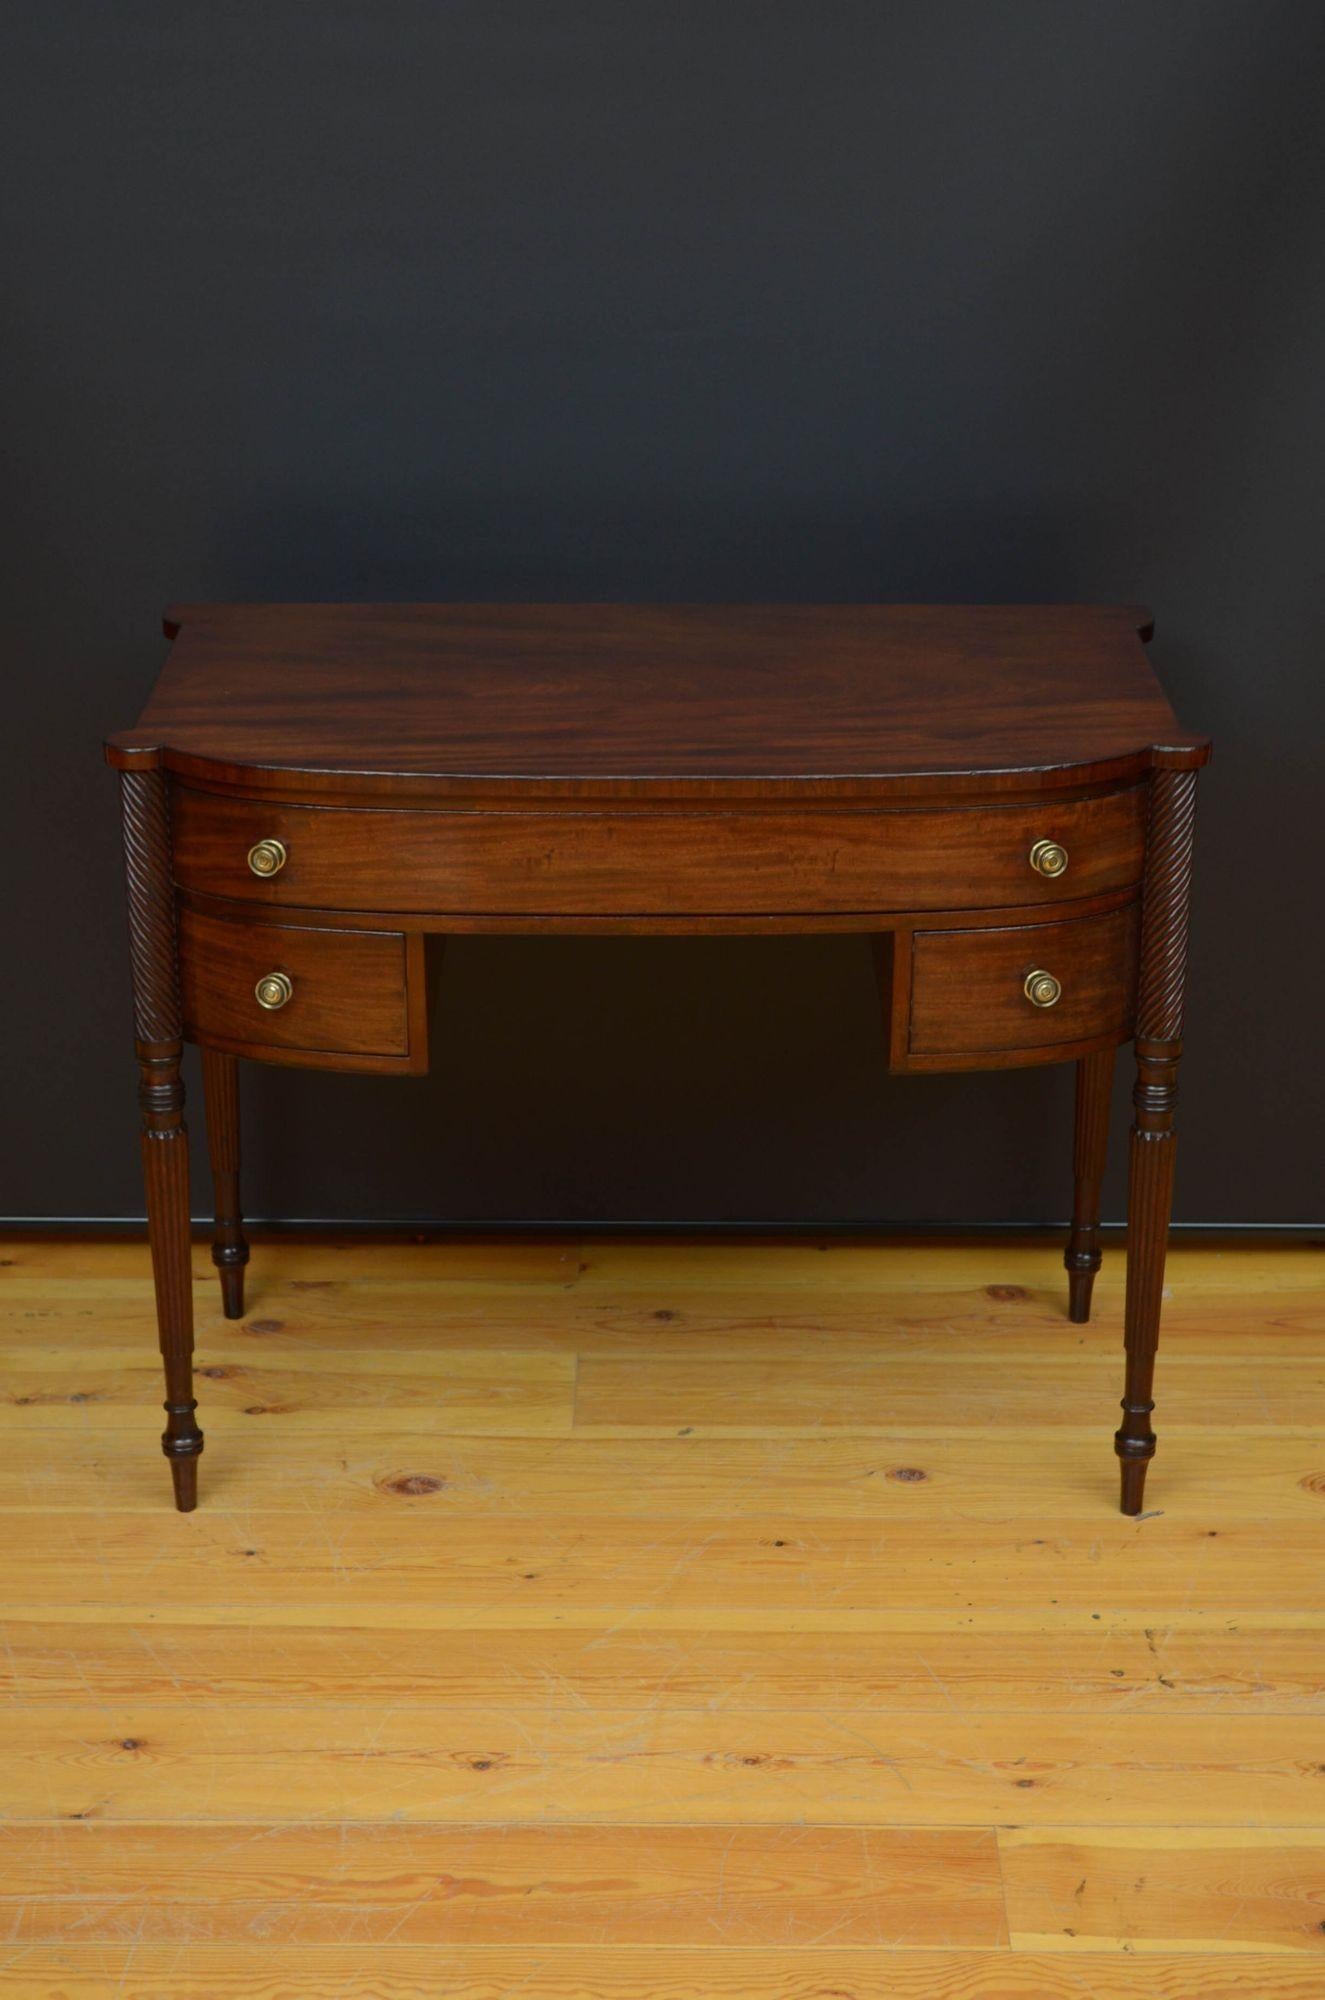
[4,1,1322,1224]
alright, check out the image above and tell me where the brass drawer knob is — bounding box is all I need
[254,971,294,1011]
[1023,968,1062,1009]
[247,837,288,878]
[1029,838,1068,878]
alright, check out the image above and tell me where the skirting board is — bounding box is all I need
[2,1217,1322,1245]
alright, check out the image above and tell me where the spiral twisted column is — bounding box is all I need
[121,767,201,1510]
[1116,766,1199,1514]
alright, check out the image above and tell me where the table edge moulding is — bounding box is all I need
[105,602,1210,1516]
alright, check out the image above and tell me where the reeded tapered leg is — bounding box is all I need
[1116,765,1199,1516]
[202,1048,248,1319]
[1118,1046,1179,1514]
[141,1060,200,1510]
[1064,1048,1114,1323]
[121,765,203,1510]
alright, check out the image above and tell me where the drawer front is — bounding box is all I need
[908,904,1139,1059]
[178,907,412,1061]
[172,785,1145,915]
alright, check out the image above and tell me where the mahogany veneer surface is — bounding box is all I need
[908,903,1139,1058]
[170,781,1149,916]
[108,602,1201,800]
[105,602,1209,1520]
[177,907,413,1061]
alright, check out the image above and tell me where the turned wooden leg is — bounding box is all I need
[1116,765,1199,1516]
[1064,1048,1114,1323]
[141,1058,200,1511]
[1118,1047,1179,1515]
[121,765,203,1511]
[202,1048,249,1319]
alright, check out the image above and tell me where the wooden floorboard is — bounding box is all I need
[2,1237,1324,1996]
[7,1605,1325,1710]
[0,1823,1006,1946]
[5,1945,1325,1998]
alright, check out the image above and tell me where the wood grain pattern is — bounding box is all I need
[106,601,1207,803]
[6,1947,1324,1999]
[0,1236,1319,1992]
[7,1267,1319,1352]
[109,602,1210,1512]
[170,781,1147,916]
[3,1509,1323,1614]
[9,1601,1325,1710]
[1002,1826,1325,1952]
[3,1231,1313,1300]
[177,905,418,1066]
[906,902,1138,1060]
[570,1348,1325,1432]
[12,1336,1325,1434]
[8,1427,1325,1526]
[8,1701,1325,1827]
[0,1824,1005,1946]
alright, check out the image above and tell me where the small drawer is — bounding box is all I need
[178,906,420,1069]
[906,903,1138,1064]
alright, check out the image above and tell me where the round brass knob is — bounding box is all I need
[1029,838,1068,879]
[254,971,293,1011]
[1024,969,1062,1009]
[247,837,287,878]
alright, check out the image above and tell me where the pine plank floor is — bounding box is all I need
[1,1234,1324,1997]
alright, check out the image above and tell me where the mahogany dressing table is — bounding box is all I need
[106,604,1208,1515]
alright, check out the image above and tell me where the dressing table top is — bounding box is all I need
[106,601,1207,802]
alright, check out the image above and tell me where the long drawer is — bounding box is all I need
[172,784,1146,915]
